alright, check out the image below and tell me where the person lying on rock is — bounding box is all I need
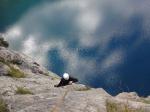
[54,73,78,87]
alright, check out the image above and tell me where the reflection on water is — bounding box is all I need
[2,0,150,96]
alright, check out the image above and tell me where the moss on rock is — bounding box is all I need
[16,87,33,95]
[106,100,144,112]
[8,65,26,78]
[0,97,9,112]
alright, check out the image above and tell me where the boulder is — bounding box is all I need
[0,37,9,48]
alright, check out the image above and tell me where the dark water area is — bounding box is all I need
[47,15,150,96]
[91,41,150,96]
[1,0,150,96]
[0,0,56,32]
[0,0,35,31]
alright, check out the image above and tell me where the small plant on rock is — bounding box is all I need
[75,86,91,91]
[106,99,144,112]
[16,87,33,95]
[0,97,9,112]
[140,97,150,104]
[8,65,26,78]
[0,59,26,78]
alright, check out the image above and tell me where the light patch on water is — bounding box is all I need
[4,0,150,87]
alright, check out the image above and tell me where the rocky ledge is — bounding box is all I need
[0,38,150,112]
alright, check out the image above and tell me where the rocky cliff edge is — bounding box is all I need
[0,37,150,112]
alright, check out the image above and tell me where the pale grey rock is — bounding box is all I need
[116,92,141,101]
[0,46,49,76]
[0,62,10,76]
[0,43,150,112]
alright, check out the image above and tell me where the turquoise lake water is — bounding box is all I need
[1,0,150,96]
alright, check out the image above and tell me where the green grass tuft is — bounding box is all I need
[75,86,91,91]
[8,65,26,78]
[140,98,150,104]
[106,100,118,112]
[106,100,144,112]
[16,87,33,95]
[0,58,26,78]
[0,98,9,112]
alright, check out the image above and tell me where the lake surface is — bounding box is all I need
[1,0,150,96]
